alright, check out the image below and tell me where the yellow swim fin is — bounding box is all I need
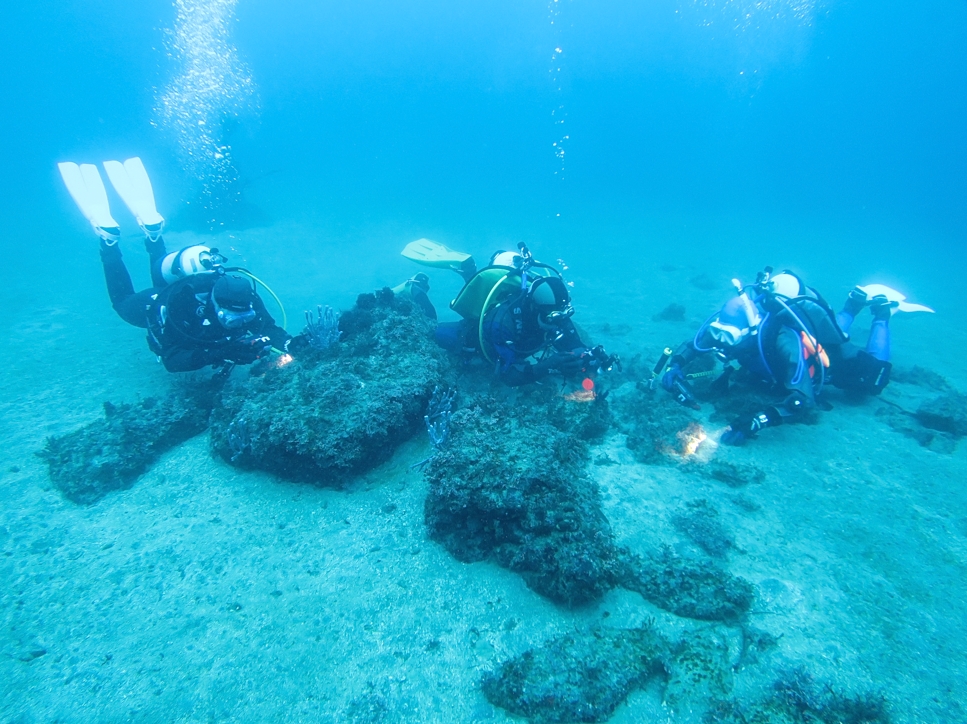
[401,238,472,271]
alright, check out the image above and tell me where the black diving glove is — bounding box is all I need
[227,335,271,365]
[661,363,700,410]
[534,352,587,379]
[722,407,783,446]
[284,334,311,358]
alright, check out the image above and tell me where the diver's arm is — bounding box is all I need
[160,345,218,373]
[549,318,586,354]
[721,327,814,445]
[253,295,291,350]
[661,338,707,409]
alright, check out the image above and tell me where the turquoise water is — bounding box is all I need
[1,0,966,721]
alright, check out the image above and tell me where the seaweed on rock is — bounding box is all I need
[672,499,734,559]
[424,394,620,607]
[619,546,755,623]
[915,392,967,438]
[39,380,219,504]
[705,666,891,724]
[615,382,703,464]
[210,289,453,484]
[481,624,670,723]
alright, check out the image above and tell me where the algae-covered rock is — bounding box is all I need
[916,392,967,438]
[210,289,452,485]
[690,459,766,488]
[620,546,755,623]
[615,382,703,465]
[672,499,734,559]
[481,624,670,723]
[424,394,619,607]
[39,382,218,504]
[706,667,891,724]
[666,627,735,710]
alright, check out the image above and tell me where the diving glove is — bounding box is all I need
[722,406,783,446]
[534,352,586,378]
[661,364,700,410]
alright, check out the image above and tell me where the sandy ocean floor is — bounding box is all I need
[2,212,966,722]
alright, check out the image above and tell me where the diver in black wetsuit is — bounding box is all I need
[660,268,905,446]
[402,240,617,386]
[60,157,290,373]
[100,238,290,373]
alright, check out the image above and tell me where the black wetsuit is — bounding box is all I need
[480,294,586,386]
[100,240,289,372]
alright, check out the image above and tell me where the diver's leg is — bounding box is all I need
[457,256,478,283]
[836,288,868,335]
[866,306,891,362]
[100,242,152,328]
[146,236,169,288]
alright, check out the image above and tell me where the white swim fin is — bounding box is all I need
[58,162,120,243]
[103,157,165,240]
[857,284,934,314]
[402,238,472,270]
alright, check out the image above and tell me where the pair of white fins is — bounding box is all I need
[58,157,164,243]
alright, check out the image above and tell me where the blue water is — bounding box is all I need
[2,0,967,720]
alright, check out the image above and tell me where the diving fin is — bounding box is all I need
[57,162,121,243]
[856,284,934,314]
[103,157,165,241]
[402,238,472,271]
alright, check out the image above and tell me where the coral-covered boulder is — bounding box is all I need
[424,395,619,607]
[482,624,670,723]
[40,382,217,504]
[210,289,452,485]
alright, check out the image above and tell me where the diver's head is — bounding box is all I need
[708,296,754,347]
[211,275,257,330]
[529,276,573,327]
[161,245,228,284]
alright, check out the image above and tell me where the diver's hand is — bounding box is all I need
[583,345,619,374]
[661,364,700,410]
[227,335,271,365]
[660,363,685,392]
[284,334,310,358]
[534,352,586,378]
[723,407,782,446]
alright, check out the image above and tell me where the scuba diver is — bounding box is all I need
[400,238,617,386]
[659,267,933,445]
[59,157,289,373]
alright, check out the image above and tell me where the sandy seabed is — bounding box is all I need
[2,216,966,723]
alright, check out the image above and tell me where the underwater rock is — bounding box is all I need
[689,459,766,488]
[210,289,452,484]
[424,395,619,607]
[481,624,670,723]
[891,365,954,392]
[707,666,891,724]
[690,274,720,291]
[665,627,735,711]
[915,392,967,438]
[652,303,687,323]
[875,406,957,453]
[39,381,218,504]
[619,546,755,623]
[672,499,734,559]
[616,383,703,465]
